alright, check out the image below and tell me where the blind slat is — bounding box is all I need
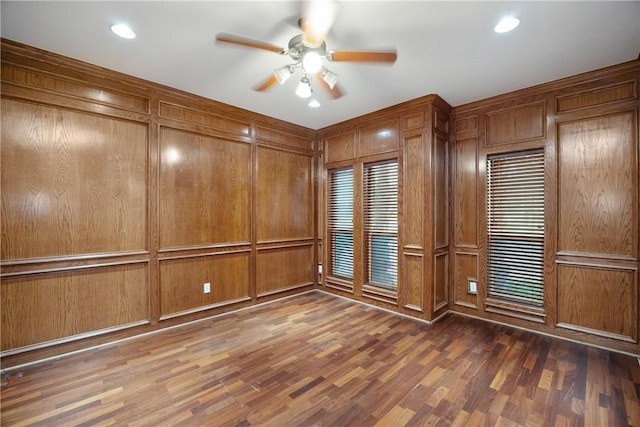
[487,150,545,308]
[328,168,354,279]
[364,160,398,289]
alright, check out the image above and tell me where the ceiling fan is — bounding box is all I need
[215,0,397,100]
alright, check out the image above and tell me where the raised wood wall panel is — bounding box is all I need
[256,126,313,151]
[322,97,451,321]
[433,133,449,248]
[557,265,636,341]
[1,264,148,351]
[454,137,478,247]
[1,65,149,113]
[158,127,251,248]
[557,111,637,257]
[402,134,424,248]
[1,39,317,361]
[403,253,423,311]
[0,99,148,260]
[316,150,325,286]
[403,113,423,130]
[324,131,356,163]
[256,246,314,296]
[159,253,250,318]
[455,116,478,133]
[450,60,640,354]
[486,101,546,146]
[556,80,637,113]
[159,102,250,137]
[435,110,449,133]
[256,147,313,241]
[360,120,398,156]
[434,252,448,310]
[454,253,478,308]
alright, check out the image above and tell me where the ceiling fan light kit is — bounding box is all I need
[296,77,313,98]
[215,0,397,101]
[320,68,338,90]
[302,51,323,74]
[274,65,295,85]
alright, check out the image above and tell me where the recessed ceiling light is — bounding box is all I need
[111,23,136,39]
[308,100,321,108]
[494,16,520,33]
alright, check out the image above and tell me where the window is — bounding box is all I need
[327,167,354,280]
[364,160,398,290]
[487,150,545,308]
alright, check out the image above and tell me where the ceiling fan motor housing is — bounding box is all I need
[288,34,327,64]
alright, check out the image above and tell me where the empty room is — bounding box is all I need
[1,1,639,426]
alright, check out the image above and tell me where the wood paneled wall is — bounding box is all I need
[450,60,640,354]
[2,38,638,363]
[0,39,316,362]
[319,96,451,321]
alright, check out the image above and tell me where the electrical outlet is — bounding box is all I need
[318,264,323,274]
[468,280,477,294]
[203,282,211,294]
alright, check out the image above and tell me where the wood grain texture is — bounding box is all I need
[433,133,449,248]
[486,101,546,146]
[2,292,639,426]
[256,245,314,296]
[322,98,452,321]
[256,126,313,151]
[0,99,148,260]
[558,111,637,257]
[454,137,478,247]
[455,116,478,134]
[434,252,448,310]
[324,131,356,164]
[402,134,424,247]
[403,253,424,311]
[159,127,251,249]
[450,61,639,355]
[454,252,478,309]
[159,253,250,318]
[1,264,148,351]
[159,102,250,137]
[256,147,313,242]
[317,152,325,242]
[435,109,449,134]
[556,80,637,113]
[1,65,149,113]
[1,39,318,356]
[557,265,637,341]
[403,113,423,130]
[360,120,398,157]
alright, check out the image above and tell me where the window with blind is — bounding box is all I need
[327,167,354,280]
[364,160,398,290]
[487,150,545,308]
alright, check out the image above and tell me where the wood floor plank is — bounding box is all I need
[2,291,640,426]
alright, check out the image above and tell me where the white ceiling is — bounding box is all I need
[1,1,639,130]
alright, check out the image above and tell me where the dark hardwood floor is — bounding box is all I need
[1,291,639,426]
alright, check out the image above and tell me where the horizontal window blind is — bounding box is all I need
[364,160,398,289]
[487,150,544,307]
[328,167,353,279]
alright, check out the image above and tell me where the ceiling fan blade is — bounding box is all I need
[216,33,285,54]
[253,74,279,92]
[315,73,343,99]
[330,50,397,64]
[301,0,338,46]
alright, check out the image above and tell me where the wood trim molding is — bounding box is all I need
[0,320,150,358]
